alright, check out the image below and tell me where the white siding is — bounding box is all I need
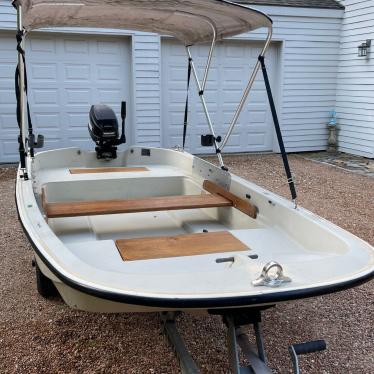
[335,0,374,158]
[242,5,344,152]
[0,1,344,153]
[132,33,161,147]
[0,0,14,30]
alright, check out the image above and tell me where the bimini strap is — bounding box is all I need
[182,57,192,150]
[15,30,35,157]
[15,30,27,170]
[258,55,297,204]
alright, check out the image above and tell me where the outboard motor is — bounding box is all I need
[88,102,126,159]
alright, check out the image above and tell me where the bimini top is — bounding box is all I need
[13,0,272,45]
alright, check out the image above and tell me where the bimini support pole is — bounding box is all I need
[219,27,273,151]
[186,46,225,170]
[15,1,28,179]
[259,54,297,205]
[183,14,226,170]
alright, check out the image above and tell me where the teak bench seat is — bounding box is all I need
[115,231,249,261]
[42,180,257,219]
[69,167,149,174]
[43,193,232,218]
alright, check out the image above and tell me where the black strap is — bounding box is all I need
[259,55,297,201]
[15,30,35,157]
[15,30,27,171]
[182,58,192,150]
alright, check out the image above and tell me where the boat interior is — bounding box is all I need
[38,149,258,261]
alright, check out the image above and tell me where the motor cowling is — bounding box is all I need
[88,103,126,159]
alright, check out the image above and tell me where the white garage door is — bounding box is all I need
[0,32,131,163]
[161,39,278,154]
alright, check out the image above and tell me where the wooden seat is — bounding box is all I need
[115,231,249,261]
[43,193,232,218]
[69,166,149,174]
[42,180,257,219]
[203,180,257,219]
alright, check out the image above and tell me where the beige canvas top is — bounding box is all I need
[13,0,272,45]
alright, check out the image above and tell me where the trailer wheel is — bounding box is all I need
[35,262,58,298]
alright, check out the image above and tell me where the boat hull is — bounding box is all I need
[16,146,374,313]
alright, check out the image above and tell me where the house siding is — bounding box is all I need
[0,1,344,153]
[224,5,344,152]
[0,0,14,30]
[132,33,162,147]
[335,0,374,158]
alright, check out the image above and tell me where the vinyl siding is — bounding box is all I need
[0,0,14,30]
[0,1,344,152]
[335,0,374,158]
[235,6,344,152]
[132,33,161,147]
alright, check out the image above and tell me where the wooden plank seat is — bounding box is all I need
[42,180,258,219]
[115,231,249,261]
[69,167,149,174]
[43,193,232,218]
[203,180,257,219]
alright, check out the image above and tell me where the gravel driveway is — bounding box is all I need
[0,154,373,373]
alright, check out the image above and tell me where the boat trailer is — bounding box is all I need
[160,308,326,374]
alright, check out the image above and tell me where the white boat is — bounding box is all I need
[13,1,374,372]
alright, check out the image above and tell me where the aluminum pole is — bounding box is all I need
[186,47,224,168]
[201,27,216,92]
[219,27,273,151]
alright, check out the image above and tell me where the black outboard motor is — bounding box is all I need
[88,102,126,159]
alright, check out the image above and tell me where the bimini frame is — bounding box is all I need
[14,1,297,203]
[182,17,297,204]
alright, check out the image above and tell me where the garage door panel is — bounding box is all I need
[222,67,247,84]
[30,63,58,81]
[96,64,122,81]
[65,112,87,128]
[64,39,89,54]
[96,40,121,55]
[0,33,131,162]
[0,88,14,104]
[248,111,268,124]
[33,112,60,129]
[31,89,59,105]
[0,63,15,79]
[29,38,56,54]
[40,137,65,152]
[169,66,188,81]
[0,113,16,130]
[61,88,93,104]
[1,138,18,160]
[64,63,90,81]
[249,90,268,103]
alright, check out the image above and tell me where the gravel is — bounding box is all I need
[0,154,373,373]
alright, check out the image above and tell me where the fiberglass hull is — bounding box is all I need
[16,147,374,313]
